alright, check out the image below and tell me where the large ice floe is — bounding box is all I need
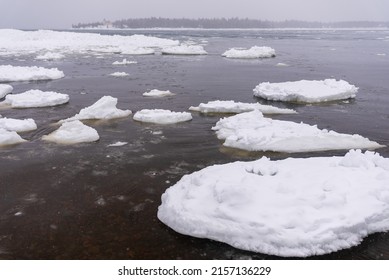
[161,45,207,55]
[222,46,276,59]
[61,96,131,122]
[0,117,37,132]
[253,79,358,103]
[0,29,178,56]
[0,128,26,146]
[142,89,175,97]
[133,109,192,124]
[42,120,99,144]
[158,149,389,257]
[189,100,296,114]
[2,90,69,108]
[0,65,64,82]
[212,110,383,153]
[0,84,13,99]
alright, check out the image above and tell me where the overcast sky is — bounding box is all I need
[0,0,388,29]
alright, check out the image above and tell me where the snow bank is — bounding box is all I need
[212,110,383,153]
[3,90,69,108]
[0,84,13,99]
[143,89,175,97]
[158,149,389,257]
[222,46,276,59]
[0,29,179,56]
[61,96,131,122]
[42,120,99,144]
[161,45,207,55]
[112,59,137,65]
[189,100,296,114]
[253,79,358,103]
[35,52,65,60]
[109,72,129,77]
[133,109,192,124]
[0,117,37,132]
[0,128,26,146]
[0,65,64,82]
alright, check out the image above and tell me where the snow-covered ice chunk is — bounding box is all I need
[112,59,137,65]
[108,141,128,147]
[161,45,207,55]
[133,109,192,124]
[253,79,358,103]
[0,128,26,146]
[158,149,389,257]
[212,110,383,153]
[35,52,65,60]
[222,46,276,59]
[120,47,155,55]
[0,84,13,99]
[61,96,131,122]
[0,65,64,82]
[0,117,37,132]
[189,100,296,114]
[42,120,99,144]
[143,89,175,97]
[3,90,69,108]
[109,72,129,77]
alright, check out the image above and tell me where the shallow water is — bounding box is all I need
[0,29,389,259]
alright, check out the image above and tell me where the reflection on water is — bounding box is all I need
[0,29,389,259]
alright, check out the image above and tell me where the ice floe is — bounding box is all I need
[61,96,131,122]
[0,128,26,146]
[0,117,37,132]
[2,90,69,108]
[112,59,137,65]
[0,84,13,99]
[253,79,358,103]
[35,52,65,60]
[109,72,129,77]
[212,110,383,153]
[161,45,207,55]
[108,141,128,147]
[222,46,276,59]
[120,47,155,55]
[276,63,289,67]
[142,89,175,97]
[158,149,389,257]
[42,120,99,144]
[0,65,64,82]
[133,109,192,124]
[189,100,296,114]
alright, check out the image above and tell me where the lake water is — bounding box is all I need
[0,29,389,259]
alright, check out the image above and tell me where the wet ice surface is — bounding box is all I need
[1,29,389,259]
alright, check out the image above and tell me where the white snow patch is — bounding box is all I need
[212,110,383,153]
[0,65,64,82]
[133,109,192,124]
[35,52,65,60]
[253,79,358,103]
[0,117,37,132]
[112,59,137,65]
[189,100,296,114]
[0,128,26,146]
[158,149,389,257]
[109,72,129,77]
[222,46,276,59]
[2,90,69,108]
[143,89,175,97]
[42,120,99,144]
[0,84,13,99]
[61,96,131,122]
[161,45,207,55]
[108,141,128,147]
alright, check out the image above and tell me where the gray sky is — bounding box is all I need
[0,0,388,29]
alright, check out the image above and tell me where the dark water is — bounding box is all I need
[0,29,389,259]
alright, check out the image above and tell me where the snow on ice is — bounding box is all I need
[212,110,383,153]
[109,72,129,77]
[222,46,276,59]
[2,90,69,108]
[61,96,131,122]
[0,84,13,99]
[0,128,26,146]
[42,120,99,144]
[189,100,296,114]
[0,65,64,82]
[0,117,37,132]
[108,141,128,147]
[112,59,137,65]
[253,79,358,103]
[133,109,192,124]
[161,45,207,55]
[143,89,175,97]
[158,149,389,257]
